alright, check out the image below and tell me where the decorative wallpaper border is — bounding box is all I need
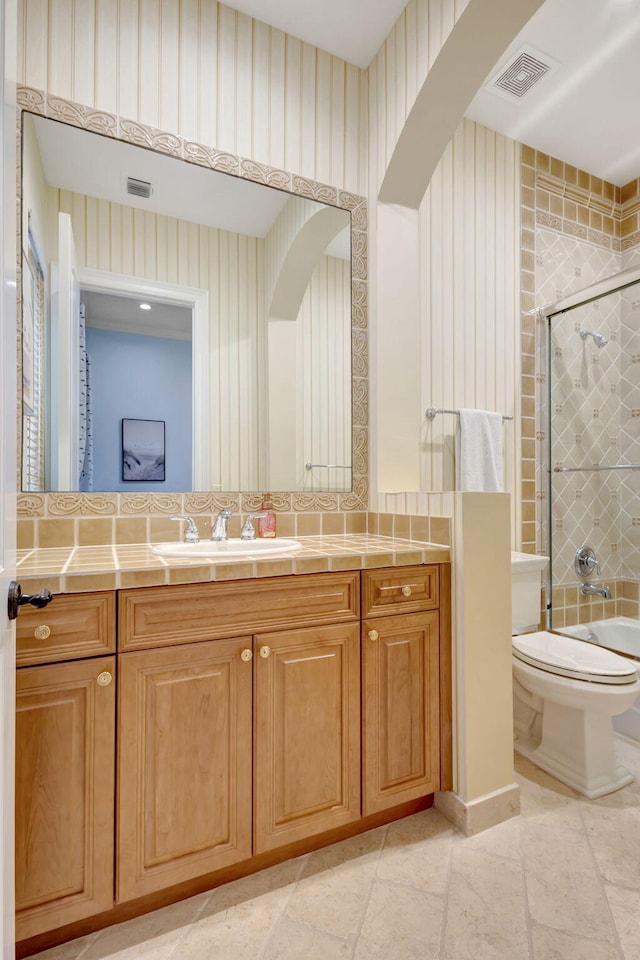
[16,86,368,519]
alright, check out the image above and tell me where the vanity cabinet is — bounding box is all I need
[16,655,116,942]
[16,564,451,956]
[116,575,361,899]
[117,637,253,902]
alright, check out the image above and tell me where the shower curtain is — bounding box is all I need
[78,303,94,491]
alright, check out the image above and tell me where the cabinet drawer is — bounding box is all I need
[119,572,360,652]
[362,565,439,618]
[16,591,116,667]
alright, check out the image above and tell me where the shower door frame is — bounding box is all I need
[543,263,640,632]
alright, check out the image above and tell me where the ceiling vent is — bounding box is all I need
[489,46,557,101]
[126,177,153,199]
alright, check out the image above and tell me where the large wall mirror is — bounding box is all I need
[19,103,362,499]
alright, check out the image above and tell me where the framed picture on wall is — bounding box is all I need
[121,419,166,482]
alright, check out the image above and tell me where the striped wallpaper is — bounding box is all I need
[368,0,470,192]
[417,120,521,503]
[18,0,367,195]
[52,187,264,490]
[44,186,350,492]
[368,2,522,540]
[19,0,525,534]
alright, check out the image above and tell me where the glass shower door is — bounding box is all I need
[547,274,640,658]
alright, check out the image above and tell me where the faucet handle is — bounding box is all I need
[241,513,266,541]
[575,546,600,578]
[170,515,200,543]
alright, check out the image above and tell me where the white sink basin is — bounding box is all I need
[151,538,303,559]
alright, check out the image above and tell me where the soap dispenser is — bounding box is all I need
[258,494,276,538]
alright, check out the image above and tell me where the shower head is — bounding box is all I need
[579,328,608,348]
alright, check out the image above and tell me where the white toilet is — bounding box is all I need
[511,552,640,799]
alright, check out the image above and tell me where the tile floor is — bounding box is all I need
[29,736,640,960]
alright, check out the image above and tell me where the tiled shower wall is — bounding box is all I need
[524,149,640,623]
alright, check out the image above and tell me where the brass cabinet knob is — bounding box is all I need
[368,629,379,642]
[240,648,253,662]
[259,645,271,659]
[402,586,412,597]
[34,625,51,640]
[97,671,112,687]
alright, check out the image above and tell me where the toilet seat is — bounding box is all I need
[512,631,638,685]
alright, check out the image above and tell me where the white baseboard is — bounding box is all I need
[434,782,520,836]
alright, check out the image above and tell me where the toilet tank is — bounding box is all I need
[511,552,549,635]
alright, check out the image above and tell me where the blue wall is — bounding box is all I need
[86,327,192,491]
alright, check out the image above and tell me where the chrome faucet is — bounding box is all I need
[211,509,232,541]
[579,582,612,600]
[170,515,200,543]
[240,513,266,541]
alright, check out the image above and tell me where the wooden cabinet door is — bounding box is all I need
[254,623,360,853]
[362,612,440,815]
[117,638,253,902]
[16,656,116,941]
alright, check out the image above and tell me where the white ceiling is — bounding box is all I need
[31,0,640,215]
[30,114,351,259]
[219,0,640,184]
[466,0,640,186]
[31,115,289,237]
[82,290,192,340]
[218,0,411,68]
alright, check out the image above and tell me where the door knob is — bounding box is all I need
[240,648,253,662]
[259,645,271,659]
[368,629,379,641]
[402,586,412,597]
[7,582,54,621]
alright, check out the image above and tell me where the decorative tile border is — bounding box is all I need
[536,172,620,220]
[16,86,369,523]
[520,145,538,553]
[532,151,640,254]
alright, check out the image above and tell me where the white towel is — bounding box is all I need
[455,409,504,492]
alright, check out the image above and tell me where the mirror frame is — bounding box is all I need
[16,86,368,521]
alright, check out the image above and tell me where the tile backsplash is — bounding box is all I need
[17,506,451,552]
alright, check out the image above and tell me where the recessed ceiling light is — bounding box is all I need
[139,303,152,311]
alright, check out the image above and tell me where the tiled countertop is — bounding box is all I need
[16,534,451,594]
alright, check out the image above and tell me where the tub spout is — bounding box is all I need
[579,583,612,600]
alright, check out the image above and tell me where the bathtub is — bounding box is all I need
[569,616,640,660]
[566,618,640,740]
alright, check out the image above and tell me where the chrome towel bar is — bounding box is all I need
[554,463,640,473]
[425,407,513,422]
